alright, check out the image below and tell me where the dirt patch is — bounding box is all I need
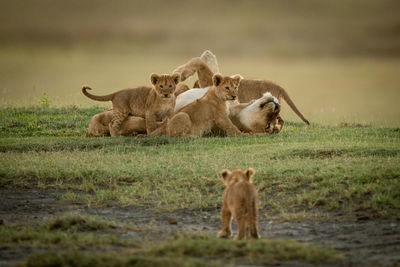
[0,188,399,266]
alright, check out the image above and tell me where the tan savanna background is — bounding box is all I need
[1,0,399,126]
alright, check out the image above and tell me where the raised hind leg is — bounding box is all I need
[173,57,214,88]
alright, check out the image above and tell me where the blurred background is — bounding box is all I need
[0,0,399,125]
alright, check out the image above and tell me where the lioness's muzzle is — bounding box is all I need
[274,102,280,111]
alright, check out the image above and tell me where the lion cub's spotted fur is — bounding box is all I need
[148,74,242,137]
[82,73,180,136]
[219,168,259,240]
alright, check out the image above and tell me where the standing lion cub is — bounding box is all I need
[82,73,180,136]
[218,168,259,240]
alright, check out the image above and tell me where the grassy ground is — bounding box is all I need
[1,107,399,265]
[1,106,399,217]
[1,1,400,264]
[0,214,343,266]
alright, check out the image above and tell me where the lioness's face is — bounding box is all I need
[212,74,242,101]
[220,168,255,186]
[150,73,180,99]
[247,94,281,133]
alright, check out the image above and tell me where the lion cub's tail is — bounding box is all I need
[82,85,114,102]
[279,86,310,125]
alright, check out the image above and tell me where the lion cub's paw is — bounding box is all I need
[217,230,231,238]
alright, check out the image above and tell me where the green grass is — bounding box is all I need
[20,234,344,267]
[0,214,137,249]
[0,106,104,137]
[0,213,344,266]
[149,234,344,264]
[25,252,211,267]
[1,106,399,217]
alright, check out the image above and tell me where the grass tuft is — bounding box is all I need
[22,234,344,267]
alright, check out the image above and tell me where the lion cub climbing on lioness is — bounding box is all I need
[218,168,259,240]
[82,73,180,136]
[149,74,242,137]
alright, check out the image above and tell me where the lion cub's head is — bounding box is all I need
[220,168,255,186]
[212,74,242,101]
[150,73,181,99]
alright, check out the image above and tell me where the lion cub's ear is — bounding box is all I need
[245,168,255,182]
[150,73,161,85]
[172,73,181,85]
[220,169,231,184]
[231,74,243,86]
[212,74,224,86]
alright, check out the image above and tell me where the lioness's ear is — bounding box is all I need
[212,74,223,86]
[220,169,231,184]
[172,73,181,85]
[231,74,243,85]
[245,168,255,181]
[150,73,160,85]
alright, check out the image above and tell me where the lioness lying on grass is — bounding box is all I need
[219,168,259,240]
[174,55,310,125]
[176,89,283,134]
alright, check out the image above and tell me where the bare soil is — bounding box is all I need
[0,188,399,266]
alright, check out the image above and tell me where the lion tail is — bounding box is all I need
[279,86,310,125]
[82,85,114,102]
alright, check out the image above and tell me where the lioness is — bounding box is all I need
[219,168,259,240]
[173,57,310,125]
[82,73,180,136]
[176,88,283,134]
[148,74,242,137]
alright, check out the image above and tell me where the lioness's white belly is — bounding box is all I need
[174,87,209,112]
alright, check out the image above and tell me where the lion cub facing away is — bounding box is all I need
[82,73,180,136]
[219,168,259,240]
[149,74,242,137]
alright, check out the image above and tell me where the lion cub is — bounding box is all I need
[148,74,242,137]
[218,168,259,240]
[82,73,180,136]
